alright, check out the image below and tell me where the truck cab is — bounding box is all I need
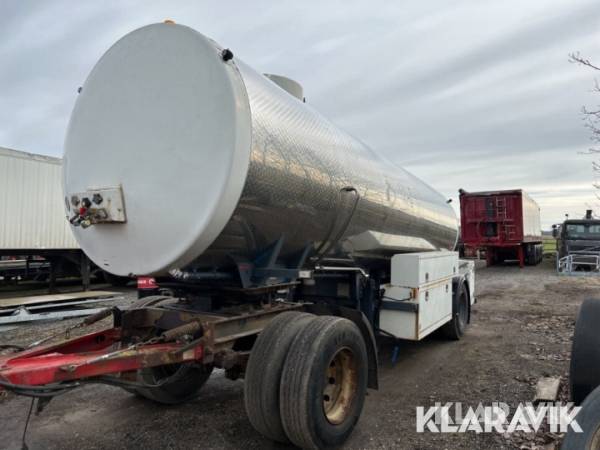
[555,213,600,258]
[554,210,600,273]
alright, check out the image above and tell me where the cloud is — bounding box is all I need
[1,0,600,228]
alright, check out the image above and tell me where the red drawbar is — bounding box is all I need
[0,328,203,387]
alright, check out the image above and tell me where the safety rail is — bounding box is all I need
[557,252,600,275]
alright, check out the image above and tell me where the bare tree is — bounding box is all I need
[569,53,600,153]
[570,53,600,194]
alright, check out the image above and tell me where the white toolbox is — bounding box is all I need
[380,251,459,340]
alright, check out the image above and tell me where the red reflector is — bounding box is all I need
[137,277,158,289]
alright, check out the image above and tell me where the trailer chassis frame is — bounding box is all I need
[0,302,303,389]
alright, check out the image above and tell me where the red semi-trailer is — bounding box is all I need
[459,189,543,268]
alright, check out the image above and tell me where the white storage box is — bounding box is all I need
[380,251,458,341]
[391,251,458,287]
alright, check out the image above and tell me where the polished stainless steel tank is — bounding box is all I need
[63,23,458,276]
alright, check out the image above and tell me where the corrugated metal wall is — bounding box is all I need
[521,192,542,241]
[0,146,79,249]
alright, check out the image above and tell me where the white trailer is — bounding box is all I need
[0,147,77,250]
[0,146,91,289]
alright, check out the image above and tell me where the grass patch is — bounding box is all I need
[543,237,556,255]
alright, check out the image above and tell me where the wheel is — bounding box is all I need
[126,295,211,404]
[244,311,316,443]
[562,384,600,450]
[280,316,368,449]
[132,362,213,404]
[127,295,173,309]
[571,299,600,405]
[523,243,541,266]
[442,282,469,340]
[524,244,533,265]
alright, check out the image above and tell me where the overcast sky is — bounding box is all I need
[2,1,600,228]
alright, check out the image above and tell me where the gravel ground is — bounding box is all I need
[0,259,598,449]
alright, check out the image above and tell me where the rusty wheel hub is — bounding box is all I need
[323,347,358,424]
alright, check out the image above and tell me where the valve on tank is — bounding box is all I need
[66,187,127,228]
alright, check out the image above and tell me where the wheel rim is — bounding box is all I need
[323,347,358,425]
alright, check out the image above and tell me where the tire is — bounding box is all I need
[562,384,600,450]
[571,299,600,405]
[134,363,213,404]
[244,311,316,443]
[127,295,173,309]
[442,282,469,340]
[280,316,368,449]
[127,295,211,404]
[524,244,533,266]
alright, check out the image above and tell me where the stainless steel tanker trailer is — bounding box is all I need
[0,22,475,449]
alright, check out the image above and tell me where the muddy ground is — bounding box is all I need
[0,259,599,450]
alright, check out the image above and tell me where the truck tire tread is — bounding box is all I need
[562,384,600,449]
[244,311,316,443]
[280,316,368,449]
[571,299,600,405]
[442,282,469,340]
[134,363,213,404]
